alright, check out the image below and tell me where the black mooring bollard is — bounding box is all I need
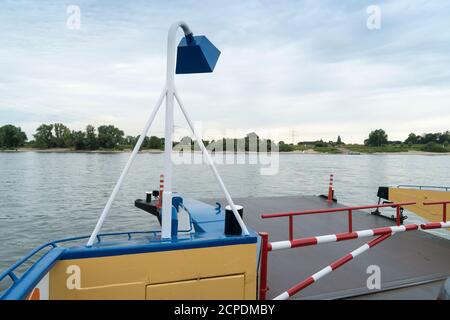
[224,205,244,235]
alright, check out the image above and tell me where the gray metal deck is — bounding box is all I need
[203,195,450,300]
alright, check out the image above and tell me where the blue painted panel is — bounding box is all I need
[60,236,257,260]
[176,35,221,74]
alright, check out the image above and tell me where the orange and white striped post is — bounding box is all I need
[158,174,164,208]
[327,174,334,204]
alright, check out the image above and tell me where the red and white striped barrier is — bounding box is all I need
[421,221,450,230]
[269,221,450,252]
[273,233,392,300]
[259,200,449,300]
[269,224,419,251]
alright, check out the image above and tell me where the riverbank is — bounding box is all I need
[1,147,449,155]
[0,147,163,153]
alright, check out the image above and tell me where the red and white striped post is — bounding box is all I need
[327,174,334,204]
[158,174,164,208]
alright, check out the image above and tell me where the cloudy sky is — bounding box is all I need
[1,0,450,143]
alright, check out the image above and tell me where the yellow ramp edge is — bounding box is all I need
[389,187,450,222]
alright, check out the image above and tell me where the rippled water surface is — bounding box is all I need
[1,152,449,272]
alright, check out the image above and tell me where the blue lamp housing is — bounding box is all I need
[176,35,221,74]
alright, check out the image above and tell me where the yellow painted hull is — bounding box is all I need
[47,243,257,300]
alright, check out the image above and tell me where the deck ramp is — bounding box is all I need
[203,195,450,299]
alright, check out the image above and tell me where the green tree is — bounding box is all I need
[366,129,388,147]
[278,141,294,152]
[405,133,419,145]
[71,130,86,150]
[53,123,72,148]
[97,125,124,149]
[85,125,99,150]
[0,125,27,148]
[148,136,162,149]
[131,135,151,150]
[422,133,439,144]
[440,131,450,144]
[337,136,342,145]
[124,135,136,146]
[314,140,327,148]
[33,124,55,148]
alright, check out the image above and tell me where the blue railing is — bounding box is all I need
[0,230,160,296]
[397,185,450,191]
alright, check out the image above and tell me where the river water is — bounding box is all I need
[0,152,449,273]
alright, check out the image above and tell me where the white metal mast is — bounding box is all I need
[87,21,249,246]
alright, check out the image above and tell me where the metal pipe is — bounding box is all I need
[424,200,450,222]
[86,88,166,246]
[261,202,416,219]
[423,200,450,205]
[397,184,450,191]
[174,89,250,236]
[161,21,194,239]
[396,206,401,226]
[289,216,294,241]
[348,209,353,232]
[259,232,269,300]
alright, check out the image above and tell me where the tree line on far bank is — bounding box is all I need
[363,129,450,152]
[275,129,450,152]
[0,123,164,151]
[0,124,273,152]
[1,124,450,153]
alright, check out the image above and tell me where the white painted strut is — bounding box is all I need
[86,88,166,246]
[174,90,250,236]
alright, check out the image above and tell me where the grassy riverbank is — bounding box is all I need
[283,143,450,154]
[344,144,450,154]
